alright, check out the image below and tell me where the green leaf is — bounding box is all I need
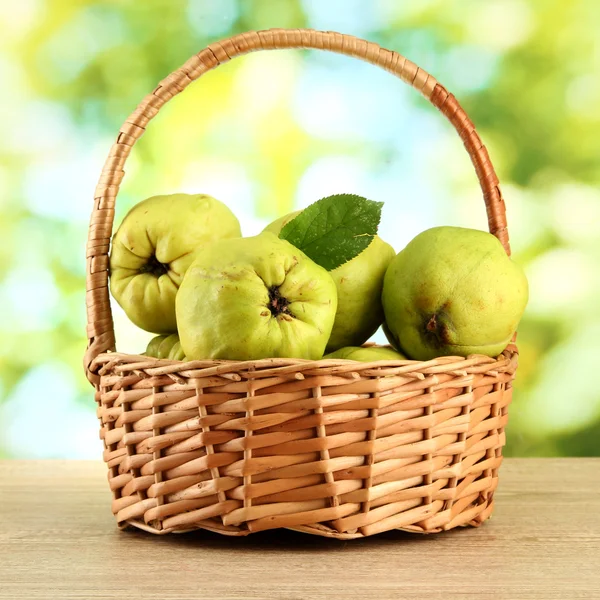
[279,194,383,271]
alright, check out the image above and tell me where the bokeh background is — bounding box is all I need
[1,0,599,458]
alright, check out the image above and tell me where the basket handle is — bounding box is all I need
[84,28,511,384]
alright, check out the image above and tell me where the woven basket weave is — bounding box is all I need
[85,29,518,539]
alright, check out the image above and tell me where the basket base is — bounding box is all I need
[119,503,492,540]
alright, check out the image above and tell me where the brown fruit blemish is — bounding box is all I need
[423,311,453,347]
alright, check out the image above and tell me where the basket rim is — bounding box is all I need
[92,345,519,382]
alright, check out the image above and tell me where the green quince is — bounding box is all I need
[176,232,337,360]
[382,226,529,360]
[145,334,186,360]
[324,346,406,361]
[110,193,241,333]
[145,334,168,357]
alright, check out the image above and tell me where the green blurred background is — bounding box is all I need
[1,0,599,458]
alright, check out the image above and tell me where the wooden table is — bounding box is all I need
[1,459,599,599]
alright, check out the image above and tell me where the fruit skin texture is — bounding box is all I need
[145,334,168,357]
[264,212,395,353]
[176,232,338,361]
[325,346,406,361]
[262,211,302,237]
[144,333,178,358]
[382,226,529,361]
[145,334,186,360]
[156,334,180,359]
[110,193,241,334]
[167,340,186,361]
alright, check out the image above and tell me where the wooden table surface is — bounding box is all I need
[1,459,599,600]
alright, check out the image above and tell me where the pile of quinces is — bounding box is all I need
[109,193,528,363]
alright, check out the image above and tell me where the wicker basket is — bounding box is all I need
[85,29,518,539]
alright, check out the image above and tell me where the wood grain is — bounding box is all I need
[1,459,599,600]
